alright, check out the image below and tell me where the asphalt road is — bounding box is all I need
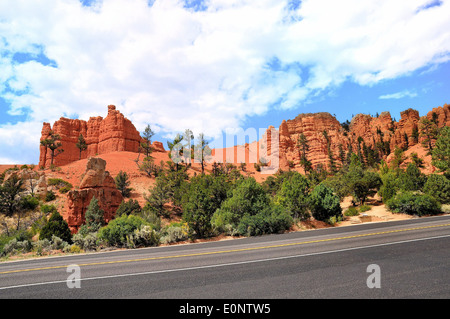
[1,215,450,300]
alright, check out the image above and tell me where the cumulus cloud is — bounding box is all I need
[1,0,450,163]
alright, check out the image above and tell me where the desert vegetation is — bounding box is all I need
[1,117,449,260]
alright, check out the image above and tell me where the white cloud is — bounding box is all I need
[0,0,450,163]
[379,90,418,100]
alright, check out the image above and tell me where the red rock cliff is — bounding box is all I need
[39,105,142,168]
[268,104,449,171]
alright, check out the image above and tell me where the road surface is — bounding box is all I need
[1,215,450,299]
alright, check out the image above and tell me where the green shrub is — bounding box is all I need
[40,211,72,244]
[78,196,105,236]
[275,172,310,220]
[45,190,56,202]
[72,232,98,251]
[386,192,441,216]
[211,177,270,233]
[441,204,450,214]
[58,186,72,194]
[32,239,52,256]
[309,184,342,222]
[126,225,160,248]
[0,231,32,256]
[2,238,33,256]
[47,178,72,193]
[423,174,450,204]
[359,205,372,212]
[160,223,189,244]
[97,214,150,247]
[236,206,293,237]
[20,195,40,211]
[41,204,58,215]
[344,206,359,216]
[379,171,399,203]
[116,199,141,217]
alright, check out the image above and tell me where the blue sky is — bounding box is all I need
[0,0,449,164]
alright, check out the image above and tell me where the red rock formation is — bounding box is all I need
[65,157,123,233]
[152,141,166,153]
[276,112,349,171]
[264,105,448,171]
[39,105,141,168]
[392,108,420,151]
[426,103,450,128]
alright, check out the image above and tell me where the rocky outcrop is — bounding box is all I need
[392,108,420,151]
[426,103,450,128]
[276,112,349,171]
[65,157,122,233]
[39,105,141,168]
[265,104,448,171]
[3,168,47,200]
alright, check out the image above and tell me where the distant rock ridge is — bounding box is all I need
[39,103,449,172]
[266,103,449,172]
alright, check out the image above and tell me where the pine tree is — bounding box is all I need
[115,171,132,197]
[79,196,105,235]
[419,117,438,154]
[297,133,312,174]
[432,126,450,176]
[140,124,155,159]
[76,134,87,160]
[194,133,212,174]
[40,130,64,166]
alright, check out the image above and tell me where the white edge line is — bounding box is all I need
[1,234,450,291]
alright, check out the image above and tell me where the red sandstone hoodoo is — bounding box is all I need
[65,157,123,233]
[39,105,142,168]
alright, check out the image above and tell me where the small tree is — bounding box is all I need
[40,211,72,244]
[140,124,155,159]
[423,174,450,204]
[275,172,310,220]
[114,170,132,197]
[419,117,438,154]
[308,184,342,222]
[431,126,450,176]
[167,133,184,171]
[297,133,312,174]
[40,130,64,166]
[75,134,87,160]
[78,196,105,236]
[194,133,212,174]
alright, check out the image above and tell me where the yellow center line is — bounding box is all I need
[1,222,450,275]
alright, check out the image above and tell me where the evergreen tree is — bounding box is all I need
[275,172,310,220]
[297,133,312,174]
[115,170,132,197]
[419,117,438,153]
[308,184,342,222]
[167,133,183,171]
[75,134,87,160]
[40,130,64,166]
[79,196,105,235]
[40,211,72,243]
[140,124,155,158]
[431,126,450,176]
[194,133,212,174]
